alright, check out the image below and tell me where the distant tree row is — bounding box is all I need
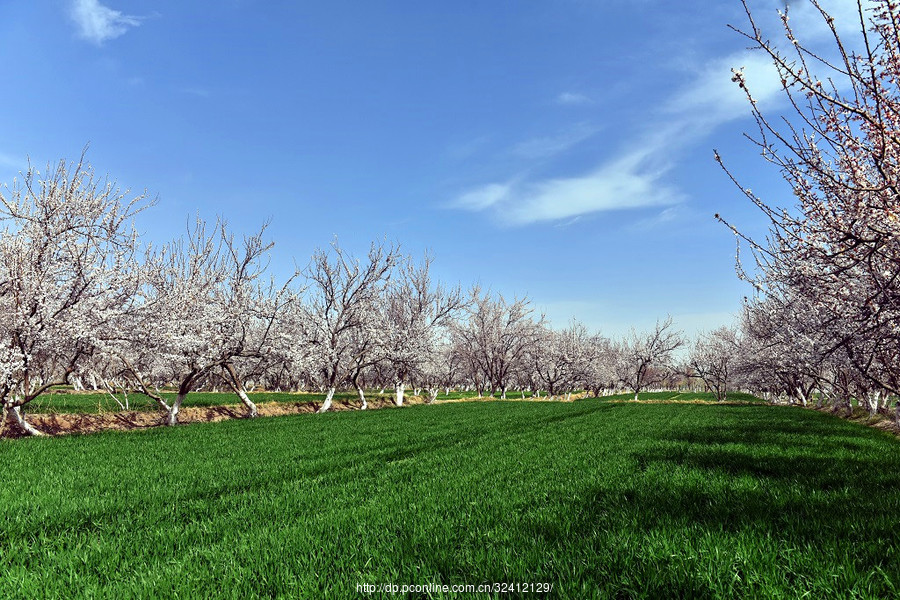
[9,0,899,436]
[0,154,700,436]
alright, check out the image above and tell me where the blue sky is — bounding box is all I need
[0,0,862,338]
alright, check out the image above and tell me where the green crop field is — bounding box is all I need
[2,400,899,598]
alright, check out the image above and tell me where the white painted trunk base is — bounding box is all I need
[318,387,336,413]
[237,389,258,418]
[4,405,44,436]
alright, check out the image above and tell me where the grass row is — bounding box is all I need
[1,399,899,597]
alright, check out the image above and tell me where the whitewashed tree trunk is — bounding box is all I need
[870,392,881,418]
[426,387,439,405]
[168,393,187,426]
[236,389,258,418]
[4,405,45,436]
[224,364,258,418]
[634,391,639,401]
[318,387,335,413]
[356,385,367,410]
[395,382,405,407]
[500,386,507,399]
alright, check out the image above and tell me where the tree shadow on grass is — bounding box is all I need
[559,410,900,597]
[410,406,900,598]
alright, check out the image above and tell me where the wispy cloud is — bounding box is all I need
[0,152,23,171]
[448,0,867,227]
[629,206,685,232]
[454,183,513,211]
[70,0,141,45]
[181,87,212,98]
[453,146,682,226]
[511,123,599,160]
[453,49,787,227]
[664,51,783,130]
[503,149,682,225]
[556,92,592,106]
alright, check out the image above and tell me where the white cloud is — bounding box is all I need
[453,183,512,211]
[70,0,141,45]
[511,123,598,160]
[665,51,784,129]
[503,150,681,225]
[630,206,684,232]
[452,146,682,226]
[556,92,592,106]
[450,0,867,227]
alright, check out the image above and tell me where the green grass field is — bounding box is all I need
[2,400,899,598]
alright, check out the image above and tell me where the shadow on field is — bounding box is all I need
[540,407,900,595]
[452,405,900,598]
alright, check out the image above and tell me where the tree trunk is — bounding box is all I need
[4,404,44,436]
[500,386,507,400]
[318,387,335,413]
[634,390,639,402]
[224,364,257,418]
[356,384,367,410]
[236,388,258,418]
[870,392,881,418]
[426,387,439,405]
[168,392,187,426]
[395,382,405,407]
